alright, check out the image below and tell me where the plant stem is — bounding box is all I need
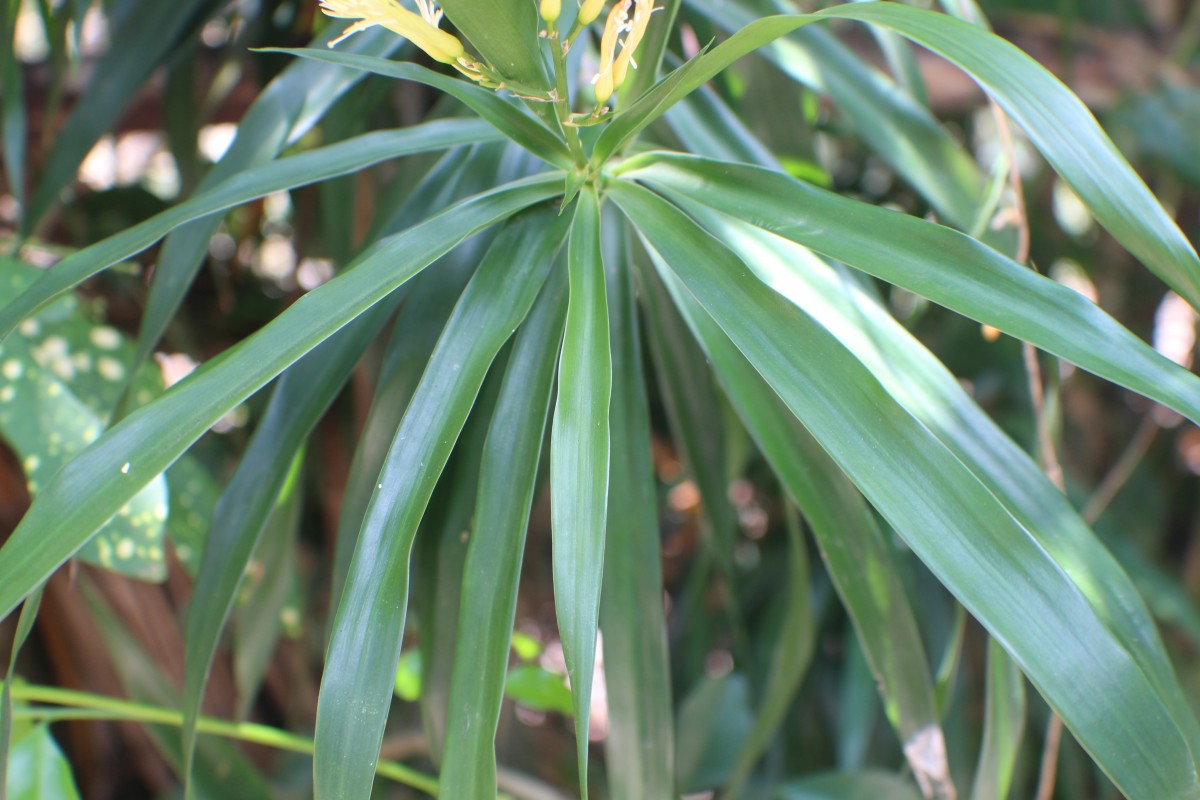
[550,35,588,166]
[8,684,440,796]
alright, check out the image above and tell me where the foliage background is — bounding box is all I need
[1,0,1200,798]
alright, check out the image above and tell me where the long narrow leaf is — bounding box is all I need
[0,174,561,622]
[125,28,402,392]
[651,190,1200,758]
[722,504,814,798]
[439,0,549,90]
[610,179,1198,798]
[550,188,612,799]
[684,0,986,232]
[270,49,570,168]
[0,1,25,226]
[592,14,821,164]
[598,223,674,800]
[0,119,502,343]
[22,0,214,232]
[971,638,1026,800]
[817,2,1200,311]
[648,258,949,794]
[414,372,499,765]
[639,237,737,562]
[180,291,410,792]
[439,269,567,798]
[328,144,508,618]
[620,154,1200,428]
[314,208,569,799]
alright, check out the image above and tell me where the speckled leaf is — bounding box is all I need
[0,259,168,580]
[165,455,220,575]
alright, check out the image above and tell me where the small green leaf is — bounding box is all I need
[505,666,574,716]
[511,632,543,662]
[394,651,423,703]
[5,725,80,800]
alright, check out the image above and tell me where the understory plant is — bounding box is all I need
[2,0,1200,798]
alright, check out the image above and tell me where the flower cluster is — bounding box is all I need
[588,0,655,107]
[318,0,483,79]
[319,0,657,114]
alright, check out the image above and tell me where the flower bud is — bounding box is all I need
[540,0,561,23]
[577,0,606,27]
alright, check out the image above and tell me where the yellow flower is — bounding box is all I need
[319,0,465,65]
[589,0,655,107]
[591,0,630,105]
[611,0,653,89]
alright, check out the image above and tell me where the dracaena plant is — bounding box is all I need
[1,0,1199,798]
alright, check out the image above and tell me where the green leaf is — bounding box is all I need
[22,0,214,232]
[439,267,566,799]
[610,179,1198,798]
[816,2,1200,311]
[675,672,753,791]
[638,231,738,563]
[231,451,304,720]
[647,257,947,792]
[180,275,418,793]
[723,504,814,798]
[682,0,987,233]
[505,666,575,717]
[971,638,1026,800]
[621,154,1200,428]
[0,119,502,343]
[592,14,823,165]
[628,166,1200,760]
[314,208,568,800]
[394,651,423,702]
[414,367,499,765]
[0,173,562,623]
[0,2,26,222]
[4,725,80,800]
[776,770,923,800]
[1,592,43,800]
[598,222,674,800]
[0,260,168,580]
[269,49,569,168]
[124,27,403,398]
[550,188,612,799]
[328,143,508,619]
[439,0,549,90]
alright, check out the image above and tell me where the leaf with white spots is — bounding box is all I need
[0,257,169,580]
[165,454,219,575]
